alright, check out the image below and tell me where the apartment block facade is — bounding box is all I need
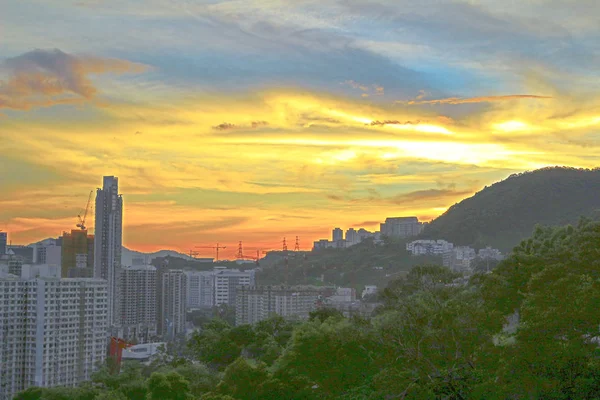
[61,229,94,278]
[94,176,123,325]
[235,286,320,326]
[117,265,157,342]
[159,270,187,339]
[213,267,255,307]
[0,277,108,400]
[184,270,215,309]
[380,217,424,238]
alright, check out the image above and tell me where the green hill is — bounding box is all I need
[421,166,600,251]
[256,238,442,291]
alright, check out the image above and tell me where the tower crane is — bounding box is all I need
[76,190,93,231]
[196,243,227,261]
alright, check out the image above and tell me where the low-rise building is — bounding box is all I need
[362,285,378,299]
[478,246,504,260]
[327,287,356,303]
[443,246,477,273]
[407,239,454,255]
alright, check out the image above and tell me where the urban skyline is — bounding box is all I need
[2,1,599,253]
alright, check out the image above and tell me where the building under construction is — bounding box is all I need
[61,229,94,277]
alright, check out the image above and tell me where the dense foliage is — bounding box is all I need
[422,167,600,251]
[15,219,600,399]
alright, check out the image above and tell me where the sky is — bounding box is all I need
[1,0,600,257]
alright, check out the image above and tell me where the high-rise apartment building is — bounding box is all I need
[184,270,215,309]
[213,267,255,307]
[345,228,358,245]
[61,230,94,278]
[94,176,123,325]
[235,285,320,326]
[0,277,108,400]
[159,270,187,339]
[380,217,424,238]
[332,228,343,242]
[0,232,7,256]
[33,239,62,266]
[117,265,157,342]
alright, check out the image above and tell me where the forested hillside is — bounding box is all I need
[421,167,600,251]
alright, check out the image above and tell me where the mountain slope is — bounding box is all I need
[421,167,600,251]
[121,247,194,266]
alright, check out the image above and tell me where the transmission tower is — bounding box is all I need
[294,236,300,251]
[236,241,244,259]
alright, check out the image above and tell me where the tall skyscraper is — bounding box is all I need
[94,176,123,325]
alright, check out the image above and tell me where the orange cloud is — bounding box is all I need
[0,48,147,110]
[404,94,552,105]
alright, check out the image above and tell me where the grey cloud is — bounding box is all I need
[0,48,147,110]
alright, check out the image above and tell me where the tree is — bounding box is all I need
[308,307,343,323]
[95,391,127,400]
[273,318,379,397]
[188,318,241,370]
[147,372,191,400]
[217,358,270,400]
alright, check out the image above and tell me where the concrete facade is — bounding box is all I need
[117,265,157,342]
[0,277,107,400]
[236,285,320,326]
[94,176,123,325]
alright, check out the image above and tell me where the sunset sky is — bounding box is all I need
[2,0,600,256]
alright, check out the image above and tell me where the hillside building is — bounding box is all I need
[332,228,343,242]
[407,239,454,255]
[380,217,424,238]
[443,246,477,273]
[478,246,504,260]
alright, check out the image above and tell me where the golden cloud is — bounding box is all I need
[3,86,600,251]
[403,94,552,105]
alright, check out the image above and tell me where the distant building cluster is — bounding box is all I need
[0,176,202,398]
[313,216,426,250]
[406,239,504,274]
